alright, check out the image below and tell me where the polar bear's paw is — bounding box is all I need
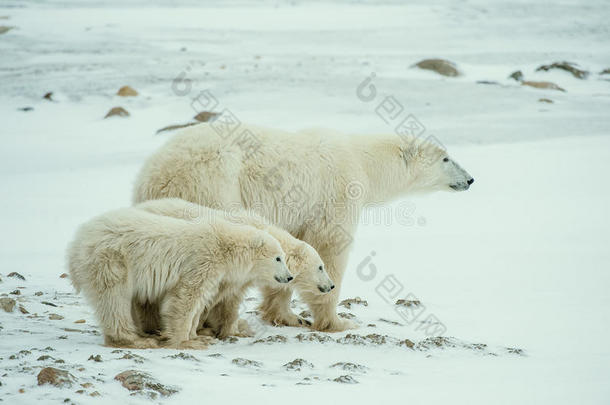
[194,335,218,345]
[261,310,312,328]
[170,339,209,350]
[313,317,357,333]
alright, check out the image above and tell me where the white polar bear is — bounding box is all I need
[133,123,474,332]
[134,198,335,338]
[67,206,293,349]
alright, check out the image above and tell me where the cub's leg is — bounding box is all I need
[204,288,250,339]
[160,269,220,350]
[258,286,311,327]
[97,282,159,349]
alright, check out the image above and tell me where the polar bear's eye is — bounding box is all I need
[318,265,323,271]
[443,157,449,162]
[276,257,281,262]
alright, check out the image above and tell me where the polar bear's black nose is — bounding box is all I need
[330,285,335,290]
[287,276,294,282]
[467,178,474,185]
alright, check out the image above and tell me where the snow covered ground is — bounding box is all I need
[1,0,609,403]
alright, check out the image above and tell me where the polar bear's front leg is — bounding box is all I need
[306,247,356,332]
[259,286,311,327]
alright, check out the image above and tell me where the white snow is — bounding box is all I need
[1,0,609,404]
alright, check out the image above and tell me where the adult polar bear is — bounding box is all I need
[133,123,474,332]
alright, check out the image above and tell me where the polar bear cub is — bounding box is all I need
[67,206,293,349]
[135,198,335,338]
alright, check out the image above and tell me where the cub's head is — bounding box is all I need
[402,141,474,192]
[286,242,334,295]
[250,231,294,284]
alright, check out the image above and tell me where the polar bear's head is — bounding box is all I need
[402,142,474,192]
[287,242,334,294]
[250,232,294,284]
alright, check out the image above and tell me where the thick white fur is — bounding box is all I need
[67,206,290,349]
[133,123,473,332]
[135,198,334,337]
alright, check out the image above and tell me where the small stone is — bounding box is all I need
[81,383,93,388]
[42,301,58,307]
[89,391,101,397]
[193,111,219,122]
[538,98,553,103]
[43,92,53,101]
[338,297,368,309]
[283,358,314,371]
[156,122,197,134]
[330,362,368,373]
[117,86,138,97]
[34,291,43,296]
[536,61,588,79]
[88,355,102,362]
[164,352,198,361]
[0,26,13,35]
[75,389,85,394]
[231,358,262,368]
[37,355,53,361]
[338,312,356,319]
[10,289,21,295]
[333,375,358,384]
[7,272,25,280]
[18,388,25,393]
[74,319,85,324]
[521,81,565,92]
[395,299,421,307]
[0,297,16,312]
[253,335,288,344]
[59,273,69,279]
[49,314,64,320]
[508,70,523,81]
[104,107,129,118]
[398,339,415,349]
[18,107,34,112]
[600,68,610,75]
[18,305,29,314]
[413,59,460,77]
[37,367,75,388]
[114,370,178,397]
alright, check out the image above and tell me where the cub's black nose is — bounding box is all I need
[467,178,474,185]
[330,285,335,290]
[287,276,294,282]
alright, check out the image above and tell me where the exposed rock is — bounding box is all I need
[231,358,262,368]
[338,312,356,319]
[88,355,102,362]
[80,382,93,388]
[378,318,402,326]
[207,353,224,358]
[156,122,197,134]
[600,68,610,75]
[119,352,145,364]
[34,291,43,296]
[59,273,69,278]
[114,370,178,398]
[193,111,219,122]
[522,81,565,92]
[41,301,58,307]
[509,70,524,81]
[117,85,138,97]
[330,362,368,373]
[536,61,588,79]
[10,289,21,295]
[295,332,333,343]
[413,59,460,77]
[165,352,199,361]
[89,391,101,397]
[74,319,85,324]
[0,26,13,35]
[333,375,358,384]
[253,335,288,344]
[395,299,421,307]
[283,358,314,371]
[37,355,53,361]
[49,313,64,320]
[18,305,29,314]
[104,107,129,118]
[538,98,554,103]
[0,297,16,312]
[7,272,25,280]
[18,107,34,112]
[476,80,500,85]
[398,338,416,349]
[43,92,53,101]
[37,367,75,388]
[337,333,389,346]
[505,347,526,356]
[9,350,31,359]
[338,297,368,309]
